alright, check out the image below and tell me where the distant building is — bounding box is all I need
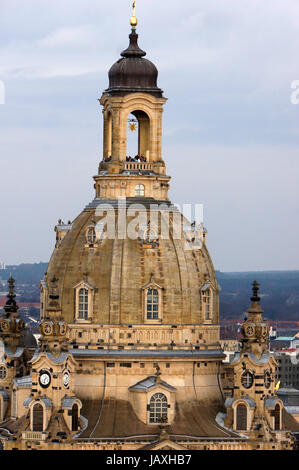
[275,352,299,389]
[271,334,299,352]
[220,339,241,363]
[277,388,299,423]
[0,262,6,270]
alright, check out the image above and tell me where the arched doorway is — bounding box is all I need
[236,404,247,431]
[274,404,281,430]
[72,404,79,431]
[127,110,150,161]
[32,403,43,432]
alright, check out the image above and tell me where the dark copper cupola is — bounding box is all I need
[106,29,163,97]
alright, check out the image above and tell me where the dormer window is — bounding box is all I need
[142,278,163,323]
[147,289,159,320]
[135,184,145,197]
[78,288,89,320]
[149,393,168,424]
[87,228,96,244]
[201,281,215,322]
[74,282,95,322]
[85,226,97,247]
[203,289,211,320]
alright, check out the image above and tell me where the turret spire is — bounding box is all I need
[4,276,19,315]
[251,280,261,303]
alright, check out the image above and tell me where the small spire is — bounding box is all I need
[130,1,138,30]
[4,276,19,314]
[251,280,261,303]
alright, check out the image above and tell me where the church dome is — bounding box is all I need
[106,30,163,97]
[45,202,219,335]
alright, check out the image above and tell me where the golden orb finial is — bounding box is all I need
[130,1,138,28]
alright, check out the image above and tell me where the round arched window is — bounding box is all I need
[32,403,44,432]
[236,403,247,431]
[241,371,254,389]
[149,393,168,424]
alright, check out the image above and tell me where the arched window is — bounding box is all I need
[236,404,247,431]
[72,404,79,432]
[135,184,145,197]
[127,110,150,160]
[106,111,112,159]
[0,366,7,380]
[203,289,211,320]
[274,404,281,430]
[78,288,89,320]
[87,227,96,245]
[149,393,168,424]
[75,282,94,322]
[147,289,159,320]
[264,372,271,389]
[32,403,44,432]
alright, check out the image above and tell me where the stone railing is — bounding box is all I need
[22,431,48,441]
[124,162,152,171]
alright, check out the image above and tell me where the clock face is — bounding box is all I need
[39,371,51,388]
[245,324,255,337]
[63,372,70,388]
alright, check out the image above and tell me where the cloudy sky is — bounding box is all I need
[0,0,298,272]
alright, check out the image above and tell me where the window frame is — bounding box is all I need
[201,282,215,323]
[236,403,248,431]
[32,403,44,432]
[202,288,212,320]
[142,280,163,324]
[149,393,168,424]
[0,365,7,380]
[74,282,94,323]
[135,184,145,197]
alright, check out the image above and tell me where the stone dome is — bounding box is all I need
[106,30,163,97]
[45,201,219,328]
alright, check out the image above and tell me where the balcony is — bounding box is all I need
[124,162,152,171]
[22,431,48,441]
